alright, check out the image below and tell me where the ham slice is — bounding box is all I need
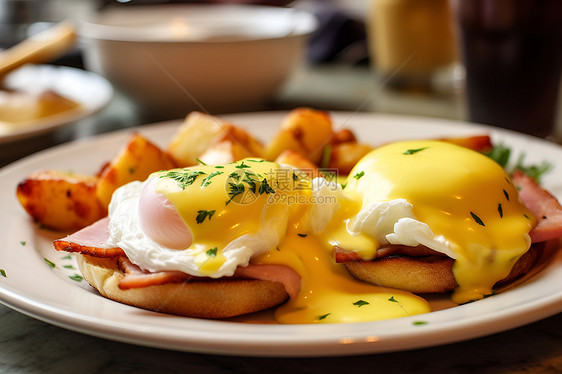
[117,257,300,298]
[513,170,562,243]
[53,218,301,298]
[53,217,125,258]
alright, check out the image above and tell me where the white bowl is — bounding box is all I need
[79,5,317,117]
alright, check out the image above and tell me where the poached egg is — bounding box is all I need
[317,140,536,304]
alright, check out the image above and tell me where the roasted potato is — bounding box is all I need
[96,133,176,208]
[16,170,106,232]
[265,108,334,164]
[328,142,373,176]
[167,111,263,167]
[275,150,320,178]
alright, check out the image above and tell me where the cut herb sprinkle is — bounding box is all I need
[161,170,206,190]
[259,178,275,194]
[353,171,365,180]
[69,274,83,282]
[206,247,218,257]
[503,189,510,201]
[353,300,370,307]
[196,210,216,224]
[19,241,26,246]
[201,171,223,187]
[388,296,398,302]
[318,313,331,321]
[403,147,428,155]
[498,204,503,218]
[413,321,428,326]
[0,269,6,277]
[44,258,56,268]
[470,212,485,226]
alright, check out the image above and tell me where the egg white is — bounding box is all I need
[106,180,288,278]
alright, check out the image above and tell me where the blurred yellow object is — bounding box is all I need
[0,90,81,124]
[368,0,457,89]
[0,21,76,79]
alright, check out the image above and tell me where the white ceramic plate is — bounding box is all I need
[0,112,560,357]
[0,64,113,143]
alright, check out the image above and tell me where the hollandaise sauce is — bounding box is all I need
[255,202,430,324]
[340,140,536,304]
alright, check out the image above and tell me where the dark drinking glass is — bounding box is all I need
[450,0,562,137]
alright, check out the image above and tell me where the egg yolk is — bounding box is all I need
[332,140,536,304]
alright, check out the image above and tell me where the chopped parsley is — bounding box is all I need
[470,212,485,226]
[61,255,72,260]
[196,210,216,224]
[353,300,370,307]
[388,296,398,303]
[235,161,251,169]
[413,321,428,326]
[318,313,331,321]
[0,269,6,277]
[485,143,553,183]
[161,170,206,190]
[195,158,207,165]
[44,258,56,268]
[503,189,510,201]
[19,241,26,246]
[215,165,225,169]
[403,147,428,155]
[69,274,83,282]
[226,182,246,205]
[63,265,75,270]
[206,247,218,257]
[498,203,503,218]
[258,178,275,194]
[297,233,308,238]
[353,171,365,180]
[200,171,223,187]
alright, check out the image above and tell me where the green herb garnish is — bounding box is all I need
[0,269,6,277]
[413,321,428,326]
[63,265,75,270]
[235,161,251,169]
[196,210,216,224]
[69,274,83,282]
[297,233,308,238]
[485,143,553,183]
[353,300,370,307]
[470,212,485,226]
[259,178,275,194]
[19,241,26,246]
[206,247,218,257]
[195,158,207,165]
[318,313,331,321]
[498,204,503,218]
[353,171,365,180]
[201,171,223,187]
[388,296,398,303]
[161,170,206,190]
[44,258,55,268]
[403,147,428,155]
[61,255,72,260]
[226,182,245,205]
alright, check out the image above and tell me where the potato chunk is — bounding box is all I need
[16,170,105,232]
[328,142,373,176]
[265,108,334,164]
[96,133,176,208]
[167,111,263,167]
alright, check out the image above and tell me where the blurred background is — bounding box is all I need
[0,0,561,165]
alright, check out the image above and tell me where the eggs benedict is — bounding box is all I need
[322,140,540,304]
[55,158,431,322]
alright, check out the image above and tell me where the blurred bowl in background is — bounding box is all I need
[79,4,317,118]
